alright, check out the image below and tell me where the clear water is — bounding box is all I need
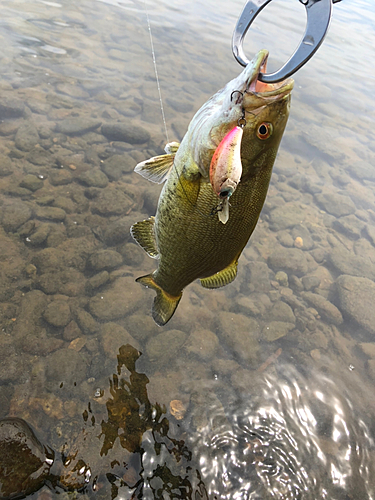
[0,0,375,499]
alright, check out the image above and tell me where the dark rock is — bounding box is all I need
[277,230,294,248]
[43,300,71,327]
[28,224,50,245]
[89,276,144,320]
[0,156,13,176]
[77,169,108,188]
[332,215,365,240]
[166,97,193,113]
[269,204,306,230]
[328,247,375,280]
[48,169,72,186]
[101,153,135,181]
[146,329,188,365]
[336,275,375,335]
[63,320,82,341]
[314,192,355,217]
[88,270,110,289]
[44,348,87,390]
[26,149,53,166]
[101,322,140,359]
[19,174,44,192]
[0,97,25,118]
[55,117,101,135]
[216,311,260,364]
[262,321,294,341]
[184,328,219,360]
[103,216,134,245]
[15,123,39,151]
[88,249,123,270]
[101,122,150,144]
[302,275,321,291]
[35,207,66,222]
[124,314,159,342]
[91,188,133,216]
[301,291,343,326]
[347,161,375,182]
[246,261,272,292]
[1,202,32,232]
[269,301,295,323]
[0,418,53,499]
[75,308,99,334]
[121,242,144,266]
[268,247,308,276]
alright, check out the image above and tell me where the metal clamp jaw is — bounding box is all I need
[232,0,342,83]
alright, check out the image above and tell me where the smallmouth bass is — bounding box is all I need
[131,50,293,326]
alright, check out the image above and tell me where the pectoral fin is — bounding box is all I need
[134,142,180,184]
[136,273,182,326]
[200,260,238,289]
[130,217,158,258]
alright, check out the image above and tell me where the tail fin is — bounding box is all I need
[136,274,182,326]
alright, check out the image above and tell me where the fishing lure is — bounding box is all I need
[209,124,244,224]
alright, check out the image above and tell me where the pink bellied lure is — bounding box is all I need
[209,124,244,224]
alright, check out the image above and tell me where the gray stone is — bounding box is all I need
[43,300,71,327]
[328,247,375,280]
[314,192,355,217]
[44,348,87,389]
[89,276,144,320]
[301,291,343,326]
[0,97,25,118]
[359,343,375,359]
[101,153,135,181]
[125,314,159,342]
[55,118,101,136]
[262,321,294,342]
[28,224,50,245]
[277,230,294,248]
[269,301,295,323]
[1,202,32,232]
[36,207,66,222]
[336,275,375,334]
[166,97,193,114]
[332,215,365,240]
[49,169,72,186]
[75,308,99,334]
[146,329,188,365]
[275,271,288,287]
[78,169,108,188]
[0,156,13,176]
[269,204,306,230]
[15,123,39,151]
[19,174,44,192]
[302,275,321,291]
[88,271,110,289]
[184,329,219,360]
[103,216,133,245]
[91,188,133,216]
[121,242,144,266]
[101,322,140,359]
[216,311,260,364]
[246,261,272,292]
[89,249,123,270]
[101,122,150,144]
[268,247,308,276]
[347,161,375,182]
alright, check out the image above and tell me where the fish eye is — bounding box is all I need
[257,122,273,140]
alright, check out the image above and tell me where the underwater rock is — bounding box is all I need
[15,123,39,151]
[102,216,134,246]
[0,97,25,118]
[55,117,101,136]
[19,174,44,192]
[336,275,375,335]
[48,169,72,186]
[216,312,260,364]
[124,314,159,342]
[77,168,108,188]
[44,348,88,390]
[246,261,272,292]
[43,300,71,328]
[121,242,144,266]
[268,203,306,230]
[75,308,99,335]
[327,246,375,280]
[146,329,188,365]
[314,192,355,217]
[1,201,32,232]
[184,328,219,360]
[35,206,66,222]
[0,156,13,177]
[89,276,144,320]
[268,247,308,276]
[101,322,140,358]
[262,321,294,342]
[28,224,51,245]
[101,153,134,180]
[88,270,110,290]
[301,292,343,326]
[88,249,123,271]
[332,214,365,240]
[101,122,150,144]
[91,187,133,216]
[0,417,54,499]
[269,301,296,324]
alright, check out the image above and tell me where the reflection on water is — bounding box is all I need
[0,0,374,498]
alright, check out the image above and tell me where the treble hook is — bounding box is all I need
[232,0,342,83]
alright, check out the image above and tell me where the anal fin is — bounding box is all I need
[200,260,238,289]
[136,273,182,326]
[130,217,158,258]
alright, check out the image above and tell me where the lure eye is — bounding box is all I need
[257,122,273,140]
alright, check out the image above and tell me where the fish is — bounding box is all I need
[131,49,293,326]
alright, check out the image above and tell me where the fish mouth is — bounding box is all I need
[245,50,294,101]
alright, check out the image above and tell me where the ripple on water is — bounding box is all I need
[186,362,375,500]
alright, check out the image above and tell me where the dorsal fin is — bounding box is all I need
[134,141,180,184]
[130,217,158,258]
